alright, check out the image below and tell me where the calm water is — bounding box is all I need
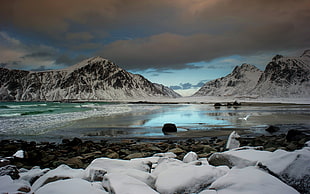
[0,102,309,142]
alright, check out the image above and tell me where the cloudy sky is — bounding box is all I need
[1,0,309,96]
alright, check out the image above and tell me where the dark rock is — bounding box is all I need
[162,123,177,134]
[226,102,233,107]
[70,137,83,146]
[0,165,20,179]
[233,101,241,106]
[0,158,11,167]
[214,103,222,107]
[265,125,280,133]
[65,157,84,168]
[286,130,307,141]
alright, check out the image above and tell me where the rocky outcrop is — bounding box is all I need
[0,56,181,101]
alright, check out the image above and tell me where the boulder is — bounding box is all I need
[36,178,108,194]
[0,165,20,179]
[155,162,229,194]
[265,125,280,133]
[260,147,310,193]
[0,175,31,194]
[32,164,84,191]
[183,152,198,163]
[102,173,158,194]
[204,166,298,194]
[162,123,177,134]
[208,147,272,168]
[286,129,308,141]
[226,131,240,150]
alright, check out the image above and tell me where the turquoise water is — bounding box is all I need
[0,102,309,142]
[0,102,130,137]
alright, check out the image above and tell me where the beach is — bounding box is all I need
[1,100,310,193]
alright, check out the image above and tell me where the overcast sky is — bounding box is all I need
[1,0,309,96]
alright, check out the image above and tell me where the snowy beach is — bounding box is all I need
[1,101,310,193]
[1,134,309,194]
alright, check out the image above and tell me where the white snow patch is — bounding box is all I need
[205,166,299,194]
[35,178,108,194]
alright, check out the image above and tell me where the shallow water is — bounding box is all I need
[0,102,309,142]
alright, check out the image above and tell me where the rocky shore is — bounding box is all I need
[1,130,309,170]
[0,130,310,194]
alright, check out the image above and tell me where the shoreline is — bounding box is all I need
[1,130,309,170]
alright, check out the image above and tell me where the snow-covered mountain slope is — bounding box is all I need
[251,50,310,98]
[0,56,181,101]
[193,50,310,98]
[193,63,263,97]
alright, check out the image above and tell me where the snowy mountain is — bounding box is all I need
[0,56,181,101]
[193,63,263,97]
[251,50,310,98]
[193,50,310,98]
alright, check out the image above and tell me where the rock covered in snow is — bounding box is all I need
[0,147,308,194]
[183,151,198,163]
[226,131,240,150]
[13,150,24,158]
[36,178,108,194]
[208,146,310,193]
[0,175,31,194]
[32,164,84,191]
[202,166,299,194]
[102,173,158,194]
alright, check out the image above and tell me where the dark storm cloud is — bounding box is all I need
[1,0,309,70]
[22,52,55,59]
[55,54,88,66]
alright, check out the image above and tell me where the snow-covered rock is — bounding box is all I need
[0,56,181,101]
[260,147,310,193]
[208,147,266,168]
[154,162,229,194]
[208,146,310,193]
[32,164,84,191]
[13,150,24,158]
[0,175,31,194]
[35,178,108,194]
[202,166,299,194]
[226,131,240,150]
[183,151,198,163]
[0,148,309,193]
[102,173,158,194]
[19,166,49,184]
[84,157,152,181]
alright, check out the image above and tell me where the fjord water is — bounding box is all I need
[0,102,309,142]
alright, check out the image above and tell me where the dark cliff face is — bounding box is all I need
[0,57,180,101]
[258,57,309,86]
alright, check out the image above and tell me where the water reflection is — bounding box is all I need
[132,105,231,130]
[67,103,310,139]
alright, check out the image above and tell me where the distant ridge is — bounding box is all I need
[193,50,310,98]
[0,57,181,101]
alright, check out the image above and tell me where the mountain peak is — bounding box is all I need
[63,56,115,73]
